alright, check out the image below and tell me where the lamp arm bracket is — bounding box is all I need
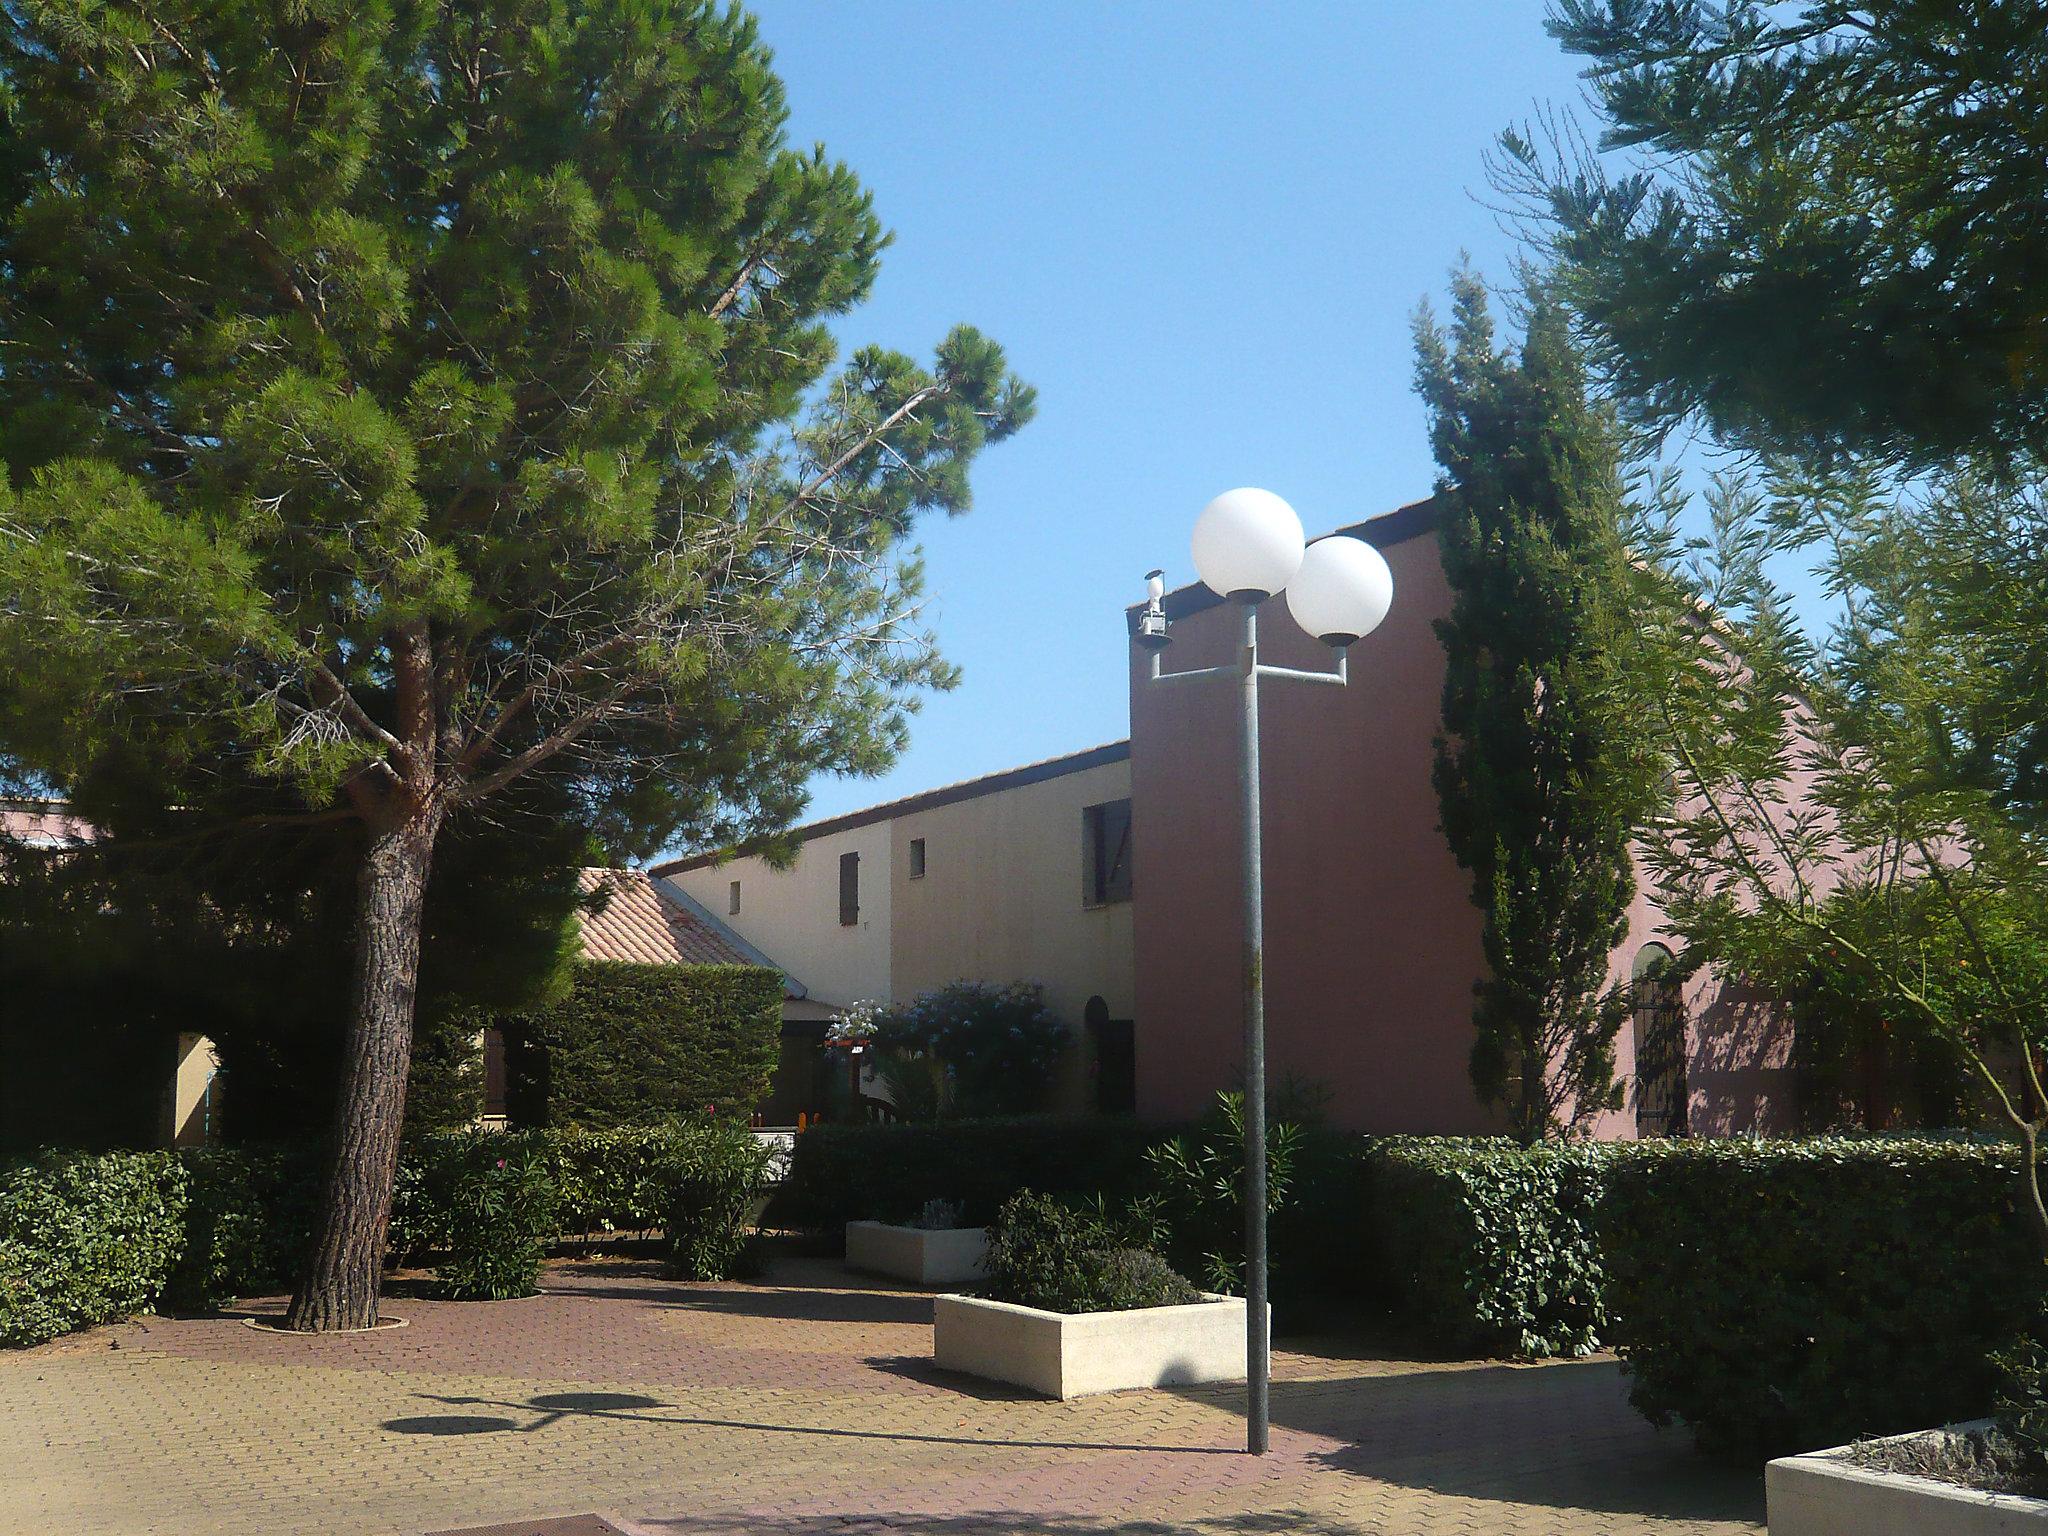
[1146,654,1238,685]
[1253,658,1349,687]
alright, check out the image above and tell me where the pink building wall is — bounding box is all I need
[1127,497,1800,1137]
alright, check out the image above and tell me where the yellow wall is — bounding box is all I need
[660,755,1137,1111]
[888,757,1135,1111]
[666,818,893,1011]
[169,1033,220,1147]
[887,758,1135,1025]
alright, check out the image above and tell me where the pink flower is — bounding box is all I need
[495,1158,506,1169]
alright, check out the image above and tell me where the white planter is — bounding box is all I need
[932,1291,1263,1399]
[844,1221,988,1286]
[1768,1423,2048,1535]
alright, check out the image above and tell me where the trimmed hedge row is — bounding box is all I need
[0,1151,188,1347]
[776,1117,1168,1234]
[1599,1137,2038,1459]
[504,961,782,1128]
[2,1122,769,1346]
[1364,1137,1606,1358]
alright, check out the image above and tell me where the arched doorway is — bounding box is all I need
[1632,944,1687,1137]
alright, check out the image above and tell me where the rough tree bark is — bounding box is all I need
[284,805,443,1331]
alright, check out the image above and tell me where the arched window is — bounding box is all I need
[1631,944,1687,1138]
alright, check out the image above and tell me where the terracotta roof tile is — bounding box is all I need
[576,868,756,968]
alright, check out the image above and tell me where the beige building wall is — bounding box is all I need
[664,818,892,1011]
[888,757,1135,1025]
[169,1033,221,1147]
[889,756,1136,1112]
[655,745,1137,1113]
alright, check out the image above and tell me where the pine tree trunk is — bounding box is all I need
[285,808,441,1332]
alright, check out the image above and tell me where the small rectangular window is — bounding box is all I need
[838,850,859,926]
[728,880,741,916]
[1082,799,1133,907]
[909,837,926,879]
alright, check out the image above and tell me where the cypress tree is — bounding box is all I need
[1415,269,1645,1141]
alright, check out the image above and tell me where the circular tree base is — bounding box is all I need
[241,1314,410,1335]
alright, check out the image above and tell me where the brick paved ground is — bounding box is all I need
[0,1252,1763,1536]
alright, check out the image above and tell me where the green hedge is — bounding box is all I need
[0,1151,189,1347]
[4,1122,770,1345]
[394,1122,771,1289]
[506,961,782,1128]
[776,1117,1167,1235]
[1364,1137,1608,1358]
[1599,1137,2039,1459]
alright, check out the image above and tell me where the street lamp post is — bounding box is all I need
[1136,488,1393,1456]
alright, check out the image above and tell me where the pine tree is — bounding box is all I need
[1415,270,1646,1141]
[0,1,1032,1329]
[1502,0,2048,470]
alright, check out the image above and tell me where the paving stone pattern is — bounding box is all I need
[0,1254,1764,1536]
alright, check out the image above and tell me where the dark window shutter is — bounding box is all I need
[838,850,859,926]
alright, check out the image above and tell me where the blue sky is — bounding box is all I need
[748,2,1596,824]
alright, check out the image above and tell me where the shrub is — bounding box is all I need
[503,961,781,1129]
[166,1145,322,1309]
[775,1116,1165,1235]
[398,1122,766,1283]
[539,1124,698,1241]
[874,981,1067,1117]
[658,1120,771,1280]
[984,1191,1199,1313]
[1365,1137,1608,1358]
[428,1133,559,1300]
[0,1151,188,1347]
[1599,1137,2038,1459]
[1139,1091,1304,1294]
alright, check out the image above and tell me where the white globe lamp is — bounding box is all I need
[1285,535,1393,647]
[1191,487,1304,600]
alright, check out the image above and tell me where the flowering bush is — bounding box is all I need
[429,1134,559,1300]
[873,981,1067,1118]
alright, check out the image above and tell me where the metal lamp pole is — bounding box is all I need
[1139,585,1351,1456]
[1137,489,1392,1457]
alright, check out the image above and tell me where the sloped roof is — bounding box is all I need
[576,867,758,968]
[649,739,1131,875]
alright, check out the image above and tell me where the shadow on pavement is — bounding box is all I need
[861,1354,1037,1401]
[631,1512,1385,1535]
[379,1389,1238,1457]
[1171,1359,1765,1528]
[539,1281,936,1325]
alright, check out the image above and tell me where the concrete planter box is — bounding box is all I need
[1768,1423,2048,1535]
[932,1291,1263,1399]
[844,1221,988,1286]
